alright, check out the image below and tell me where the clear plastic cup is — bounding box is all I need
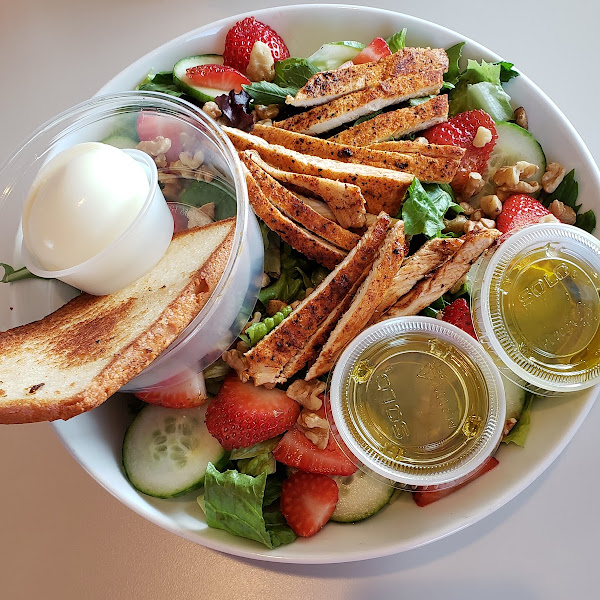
[0,91,264,391]
[328,316,506,488]
[470,223,600,394]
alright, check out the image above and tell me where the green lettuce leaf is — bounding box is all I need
[386,28,407,53]
[0,264,40,283]
[137,71,185,97]
[401,180,461,237]
[239,306,292,347]
[273,57,320,89]
[178,179,237,220]
[236,453,277,477]
[449,59,515,120]
[496,61,520,82]
[444,42,465,85]
[230,437,281,460]
[502,393,534,446]
[202,464,295,549]
[242,81,299,105]
[540,169,596,233]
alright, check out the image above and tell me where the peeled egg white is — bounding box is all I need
[23,142,150,271]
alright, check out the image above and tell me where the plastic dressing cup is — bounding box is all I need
[21,147,172,296]
[470,223,600,394]
[328,317,506,488]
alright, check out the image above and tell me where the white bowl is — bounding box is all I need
[2,4,600,563]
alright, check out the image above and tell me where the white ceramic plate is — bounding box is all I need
[4,3,600,563]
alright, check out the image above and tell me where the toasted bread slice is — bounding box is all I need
[0,220,236,424]
[329,95,449,146]
[252,123,460,183]
[287,47,449,107]
[275,70,445,135]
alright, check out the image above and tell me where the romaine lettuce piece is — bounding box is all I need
[202,463,295,549]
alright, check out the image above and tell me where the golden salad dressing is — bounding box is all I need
[341,332,490,473]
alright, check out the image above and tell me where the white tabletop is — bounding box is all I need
[1,1,598,598]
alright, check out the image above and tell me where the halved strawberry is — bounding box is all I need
[495,194,551,233]
[442,298,477,339]
[222,17,290,74]
[205,374,300,450]
[134,372,207,409]
[273,420,357,477]
[423,109,497,194]
[280,471,338,537]
[352,37,392,64]
[413,456,499,507]
[185,64,250,94]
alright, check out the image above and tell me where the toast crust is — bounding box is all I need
[0,220,235,424]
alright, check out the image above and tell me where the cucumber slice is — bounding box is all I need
[173,54,227,103]
[476,121,546,201]
[503,374,528,421]
[308,43,361,71]
[330,470,395,523]
[122,403,228,498]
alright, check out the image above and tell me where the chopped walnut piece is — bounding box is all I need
[222,349,249,382]
[443,214,468,234]
[255,104,279,120]
[538,213,561,224]
[470,208,483,221]
[479,217,496,229]
[493,161,540,194]
[199,202,215,220]
[297,408,329,449]
[286,379,326,411]
[463,219,486,234]
[202,101,222,120]
[480,194,503,218]
[503,418,518,437]
[514,107,528,130]
[267,299,287,316]
[542,162,567,193]
[246,41,275,82]
[179,150,205,170]
[549,199,577,225]
[460,172,484,199]
[136,136,171,156]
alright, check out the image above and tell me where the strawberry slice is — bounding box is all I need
[185,64,250,93]
[352,37,392,64]
[442,298,477,339]
[495,194,551,233]
[134,372,207,409]
[423,109,497,194]
[280,471,339,537]
[205,373,300,450]
[273,400,357,477]
[413,456,499,507]
[222,17,290,74]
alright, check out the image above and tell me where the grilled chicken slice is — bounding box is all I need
[275,69,444,135]
[368,140,465,160]
[329,95,448,146]
[241,152,359,251]
[279,272,368,380]
[371,236,465,322]
[244,213,391,386]
[243,165,347,269]
[287,47,449,108]
[241,149,367,228]
[306,221,407,379]
[252,123,461,183]
[224,126,413,215]
[381,228,501,320]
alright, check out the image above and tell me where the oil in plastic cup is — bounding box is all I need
[328,317,506,488]
[470,223,600,394]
